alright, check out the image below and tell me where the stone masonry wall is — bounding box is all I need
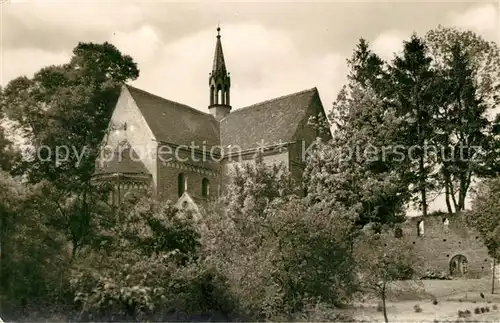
[400,213,492,279]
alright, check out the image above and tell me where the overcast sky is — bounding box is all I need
[2,1,499,111]
[1,0,499,214]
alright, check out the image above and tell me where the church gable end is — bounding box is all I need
[100,85,158,187]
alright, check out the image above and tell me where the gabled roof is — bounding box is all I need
[220,88,319,151]
[126,85,220,147]
[95,145,150,175]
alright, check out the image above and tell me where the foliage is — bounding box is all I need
[69,198,220,321]
[388,34,442,217]
[425,26,500,212]
[354,227,423,322]
[202,163,359,320]
[2,42,139,256]
[0,172,72,316]
[305,38,411,228]
[469,177,500,258]
[321,27,500,218]
[305,87,409,227]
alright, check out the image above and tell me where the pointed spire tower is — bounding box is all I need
[209,25,231,121]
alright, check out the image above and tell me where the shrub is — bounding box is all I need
[376,302,383,312]
[420,270,452,280]
[458,310,471,318]
[414,304,422,313]
[493,304,498,310]
[432,298,439,305]
[474,307,481,314]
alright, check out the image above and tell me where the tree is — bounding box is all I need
[425,26,500,212]
[388,34,442,217]
[3,42,139,256]
[354,227,423,323]
[0,86,19,172]
[469,177,500,258]
[469,177,500,293]
[203,163,359,319]
[0,172,72,316]
[70,197,204,321]
[305,39,410,228]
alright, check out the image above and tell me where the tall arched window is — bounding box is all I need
[202,178,210,198]
[178,173,185,197]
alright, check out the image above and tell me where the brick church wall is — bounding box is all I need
[156,147,220,202]
[400,213,492,278]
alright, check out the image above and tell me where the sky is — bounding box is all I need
[1,0,499,214]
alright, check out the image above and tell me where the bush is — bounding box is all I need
[414,304,422,313]
[68,198,241,321]
[432,298,439,305]
[201,193,359,319]
[420,269,452,280]
[474,307,481,314]
[458,310,471,318]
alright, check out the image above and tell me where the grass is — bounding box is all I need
[342,278,500,322]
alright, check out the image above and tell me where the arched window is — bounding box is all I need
[178,173,185,197]
[202,178,210,198]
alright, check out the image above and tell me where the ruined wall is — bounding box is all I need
[400,213,493,279]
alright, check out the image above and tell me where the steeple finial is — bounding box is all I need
[209,23,231,120]
[212,24,226,76]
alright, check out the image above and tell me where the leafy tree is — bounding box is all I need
[354,227,423,323]
[469,177,500,293]
[305,40,409,228]
[3,42,139,256]
[425,26,500,212]
[0,86,20,172]
[0,172,72,317]
[202,163,358,319]
[70,198,205,321]
[469,177,500,258]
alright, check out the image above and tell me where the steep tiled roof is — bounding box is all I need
[95,146,150,175]
[126,85,219,147]
[220,88,319,151]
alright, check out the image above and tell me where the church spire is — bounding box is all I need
[212,25,227,77]
[209,25,231,121]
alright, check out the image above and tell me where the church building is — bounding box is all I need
[93,27,330,210]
